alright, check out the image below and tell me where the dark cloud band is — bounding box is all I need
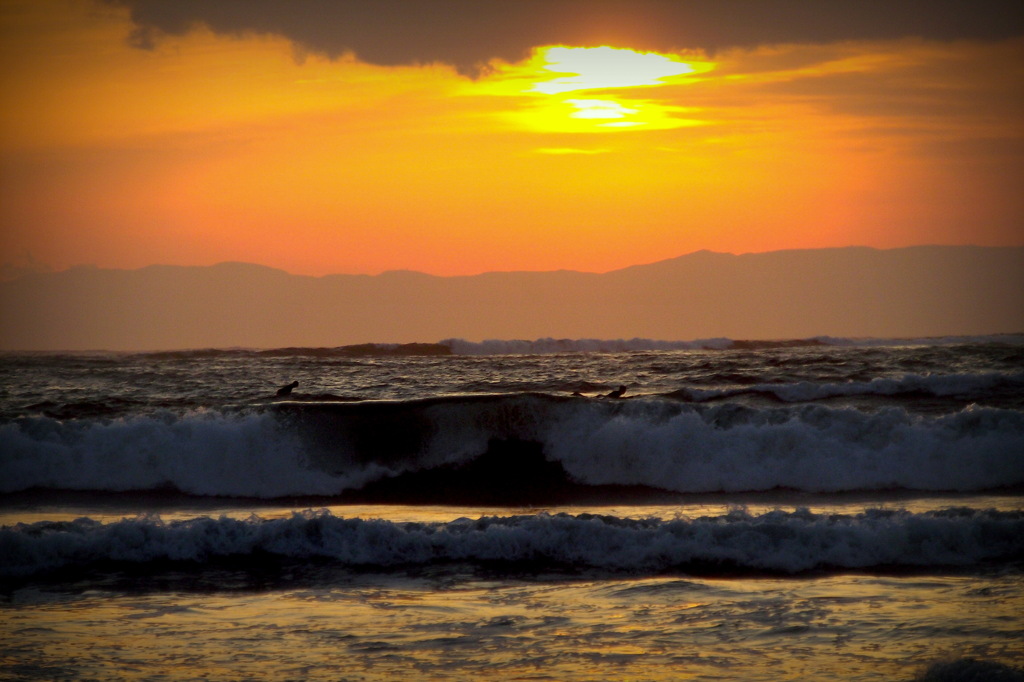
[106,0,1024,74]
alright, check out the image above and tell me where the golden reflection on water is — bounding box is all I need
[5,572,1023,681]
[3,496,1022,679]
[3,494,1022,526]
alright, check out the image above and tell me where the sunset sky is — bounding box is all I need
[2,0,1022,277]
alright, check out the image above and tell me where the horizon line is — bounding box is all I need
[4,331,1023,356]
[4,243,1019,282]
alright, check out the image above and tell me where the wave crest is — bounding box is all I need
[0,410,385,498]
[3,508,1021,579]
[2,395,1022,499]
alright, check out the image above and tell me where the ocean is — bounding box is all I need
[2,337,1023,681]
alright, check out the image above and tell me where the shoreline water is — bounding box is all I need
[3,486,1024,522]
[2,341,1021,680]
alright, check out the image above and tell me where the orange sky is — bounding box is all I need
[1,0,1022,277]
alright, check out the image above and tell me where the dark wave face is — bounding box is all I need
[3,507,1022,581]
[3,393,1023,500]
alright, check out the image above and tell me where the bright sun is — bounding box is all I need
[473,45,713,133]
[531,46,699,94]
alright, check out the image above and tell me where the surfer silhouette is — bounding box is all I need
[604,385,627,399]
[276,380,299,397]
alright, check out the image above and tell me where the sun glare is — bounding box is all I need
[566,99,638,119]
[532,46,699,94]
[473,45,713,134]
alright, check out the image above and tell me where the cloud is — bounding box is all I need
[105,0,1024,74]
[691,38,1024,156]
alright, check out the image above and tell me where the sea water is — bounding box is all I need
[1,338,1023,681]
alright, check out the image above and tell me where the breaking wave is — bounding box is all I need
[2,394,1022,499]
[2,507,1021,580]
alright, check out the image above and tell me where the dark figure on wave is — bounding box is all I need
[276,380,299,397]
[604,385,627,399]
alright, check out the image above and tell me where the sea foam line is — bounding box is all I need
[2,508,1021,579]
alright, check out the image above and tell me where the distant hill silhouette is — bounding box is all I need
[1,246,1021,350]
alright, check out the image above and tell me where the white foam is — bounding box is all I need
[0,410,386,498]
[543,402,1024,493]
[3,399,1022,497]
[2,508,1021,578]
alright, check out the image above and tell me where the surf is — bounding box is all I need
[3,394,1023,500]
[4,507,1022,581]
